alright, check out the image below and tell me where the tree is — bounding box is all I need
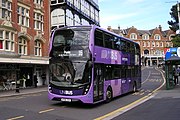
[171,35,180,47]
[168,3,180,47]
[168,3,179,32]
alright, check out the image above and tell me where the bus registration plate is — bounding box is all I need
[61,98,72,102]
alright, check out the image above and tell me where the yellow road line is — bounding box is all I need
[39,108,54,114]
[94,68,166,120]
[7,116,24,120]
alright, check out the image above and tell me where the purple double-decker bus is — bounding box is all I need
[48,25,141,104]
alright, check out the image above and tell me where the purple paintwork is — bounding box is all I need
[48,25,141,104]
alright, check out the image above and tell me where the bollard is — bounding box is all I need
[15,80,20,93]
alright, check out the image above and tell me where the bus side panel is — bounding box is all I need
[104,79,122,98]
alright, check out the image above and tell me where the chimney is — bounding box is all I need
[107,26,112,31]
[118,25,120,30]
[159,25,162,31]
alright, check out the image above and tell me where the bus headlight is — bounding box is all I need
[84,85,90,95]
[49,86,52,93]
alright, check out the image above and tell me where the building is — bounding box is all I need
[0,0,50,89]
[107,25,175,66]
[50,0,100,30]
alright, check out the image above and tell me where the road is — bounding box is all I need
[0,67,165,120]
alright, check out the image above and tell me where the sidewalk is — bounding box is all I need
[0,85,48,98]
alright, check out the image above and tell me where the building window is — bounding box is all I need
[130,33,137,40]
[17,6,30,27]
[34,12,44,31]
[0,31,15,51]
[95,9,99,23]
[166,43,170,47]
[74,14,81,25]
[66,9,73,26]
[142,34,149,40]
[81,18,89,25]
[147,41,150,47]
[18,37,27,55]
[156,42,159,47]
[152,41,155,47]
[154,34,161,40]
[51,8,65,26]
[90,5,95,20]
[1,0,12,20]
[143,41,146,47]
[74,0,80,10]
[34,40,42,56]
[34,0,43,6]
[81,0,90,18]
[160,42,163,47]
[169,34,175,40]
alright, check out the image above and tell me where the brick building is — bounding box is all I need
[0,0,50,89]
[107,25,175,66]
[50,0,100,29]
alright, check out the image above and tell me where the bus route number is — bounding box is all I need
[111,51,118,60]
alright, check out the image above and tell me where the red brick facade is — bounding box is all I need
[0,0,50,57]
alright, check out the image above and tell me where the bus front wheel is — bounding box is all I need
[106,87,112,103]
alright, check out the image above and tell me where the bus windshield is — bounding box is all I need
[50,26,92,87]
[51,27,91,59]
[49,60,92,87]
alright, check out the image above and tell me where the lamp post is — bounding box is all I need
[176,1,180,34]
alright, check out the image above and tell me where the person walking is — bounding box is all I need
[173,67,179,85]
[41,72,46,85]
[33,74,38,88]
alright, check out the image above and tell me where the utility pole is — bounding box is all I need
[177,1,180,34]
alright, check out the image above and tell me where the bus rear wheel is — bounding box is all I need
[106,87,112,103]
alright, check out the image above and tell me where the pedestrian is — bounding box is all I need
[41,72,46,85]
[33,74,38,88]
[173,67,179,85]
[26,73,30,87]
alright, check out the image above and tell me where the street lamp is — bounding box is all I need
[176,1,180,34]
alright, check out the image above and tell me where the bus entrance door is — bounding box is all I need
[93,64,104,102]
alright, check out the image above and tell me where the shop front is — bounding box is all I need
[0,57,49,91]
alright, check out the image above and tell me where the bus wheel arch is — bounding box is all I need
[105,86,113,103]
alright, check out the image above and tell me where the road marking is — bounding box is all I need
[94,68,166,120]
[7,116,24,120]
[39,108,54,114]
[142,71,151,84]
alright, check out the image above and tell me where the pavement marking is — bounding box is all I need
[94,68,166,120]
[142,71,151,84]
[7,116,24,120]
[39,108,54,114]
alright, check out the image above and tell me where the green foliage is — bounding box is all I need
[171,35,180,47]
[168,3,180,47]
[168,3,179,32]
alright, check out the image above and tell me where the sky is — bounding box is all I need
[98,0,176,30]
